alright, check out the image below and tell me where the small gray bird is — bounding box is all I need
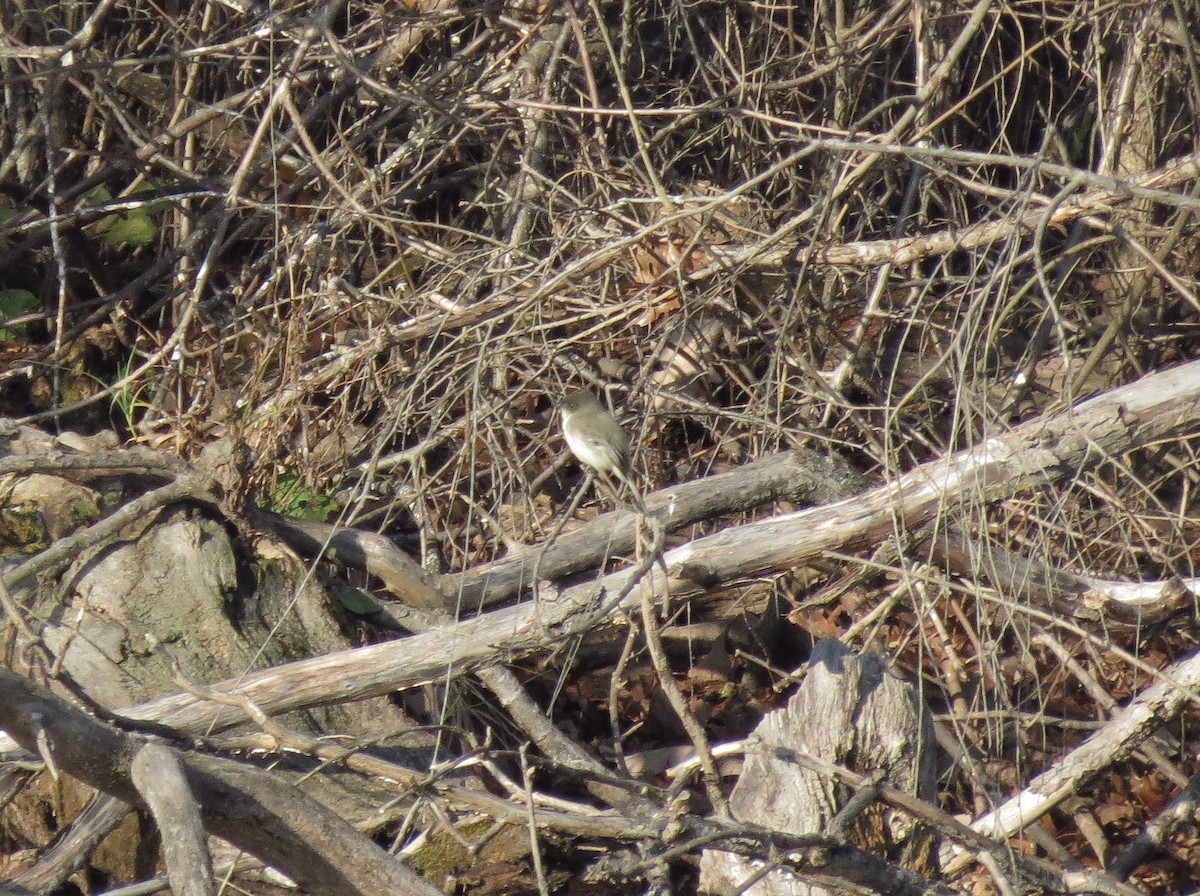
[559,390,644,510]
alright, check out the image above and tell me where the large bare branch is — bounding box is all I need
[103,356,1200,735]
[0,670,440,896]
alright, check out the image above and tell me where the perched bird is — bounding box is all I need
[559,390,644,511]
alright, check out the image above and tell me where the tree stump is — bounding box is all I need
[699,639,937,895]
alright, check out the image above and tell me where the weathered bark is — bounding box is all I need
[699,640,936,896]
[0,670,440,896]
[103,355,1200,735]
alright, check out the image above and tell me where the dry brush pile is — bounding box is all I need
[4,0,1200,893]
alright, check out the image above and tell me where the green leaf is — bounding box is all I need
[96,212,157,247]
[87,183,162,247]
[0,288,38,342]
[330,587,382,616]
[265,473,340,521]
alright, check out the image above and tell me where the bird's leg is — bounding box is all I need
[599,470,646,515]
[595,470,626,511]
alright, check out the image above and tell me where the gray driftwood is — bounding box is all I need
[699,640,936,896]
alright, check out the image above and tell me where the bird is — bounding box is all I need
[558,390,644,511]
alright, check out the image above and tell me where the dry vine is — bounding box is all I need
[4,0,1200,894]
